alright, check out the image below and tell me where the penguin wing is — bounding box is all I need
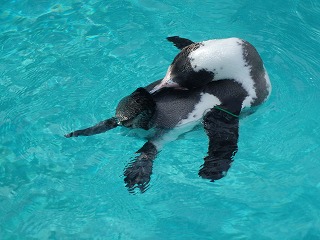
[166,36,195,50]
[199,107,240,181]
[65,117,118,137]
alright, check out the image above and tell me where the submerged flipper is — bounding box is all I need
[124,141,158,193]
[167,36,194,50]
[65,87,156,138]
[199,106,240,181]
[65,117,118,138]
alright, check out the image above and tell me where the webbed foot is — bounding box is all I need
[198,157,233,181]
[123,141,157,193]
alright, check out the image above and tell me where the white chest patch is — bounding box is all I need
[178,93,221,126]
[189,38,256,107]
[152,93,221,149]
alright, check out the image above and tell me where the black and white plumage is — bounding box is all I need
[150,36,271,108]
[65,36,271,193]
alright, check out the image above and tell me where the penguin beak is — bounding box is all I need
[150,65,179,93]
[149,81,180,94]
[149,83,162,94]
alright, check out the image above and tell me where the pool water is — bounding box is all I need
[1,0,320,239]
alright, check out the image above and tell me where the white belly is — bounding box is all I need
[189,38,257,106]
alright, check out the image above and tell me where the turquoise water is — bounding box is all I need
[1,0,320,239]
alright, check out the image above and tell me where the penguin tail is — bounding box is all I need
[166,36,194,50]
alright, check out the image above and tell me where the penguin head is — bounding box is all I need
[150,50,206,93]
[149,43,213,94]
[115,88,156,130]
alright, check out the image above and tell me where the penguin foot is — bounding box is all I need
[124,158,153,193]
[198,158,233,182]
[123,141,157,193]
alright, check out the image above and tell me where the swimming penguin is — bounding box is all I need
[65,36,271,192]
[150,36,272,108]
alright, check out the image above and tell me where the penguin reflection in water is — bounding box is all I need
[65,36,271,192]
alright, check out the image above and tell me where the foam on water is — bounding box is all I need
[1,0,320,239]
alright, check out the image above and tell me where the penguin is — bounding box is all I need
[66,81,247,192]
[150,36,271,108]
[65,36,271,193]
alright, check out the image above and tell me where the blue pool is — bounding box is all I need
[1,0,319,239]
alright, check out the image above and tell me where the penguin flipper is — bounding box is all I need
[65,117,118,137]
[199,107,240,181]
[124,141,158,193]
[166,36,194,50]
